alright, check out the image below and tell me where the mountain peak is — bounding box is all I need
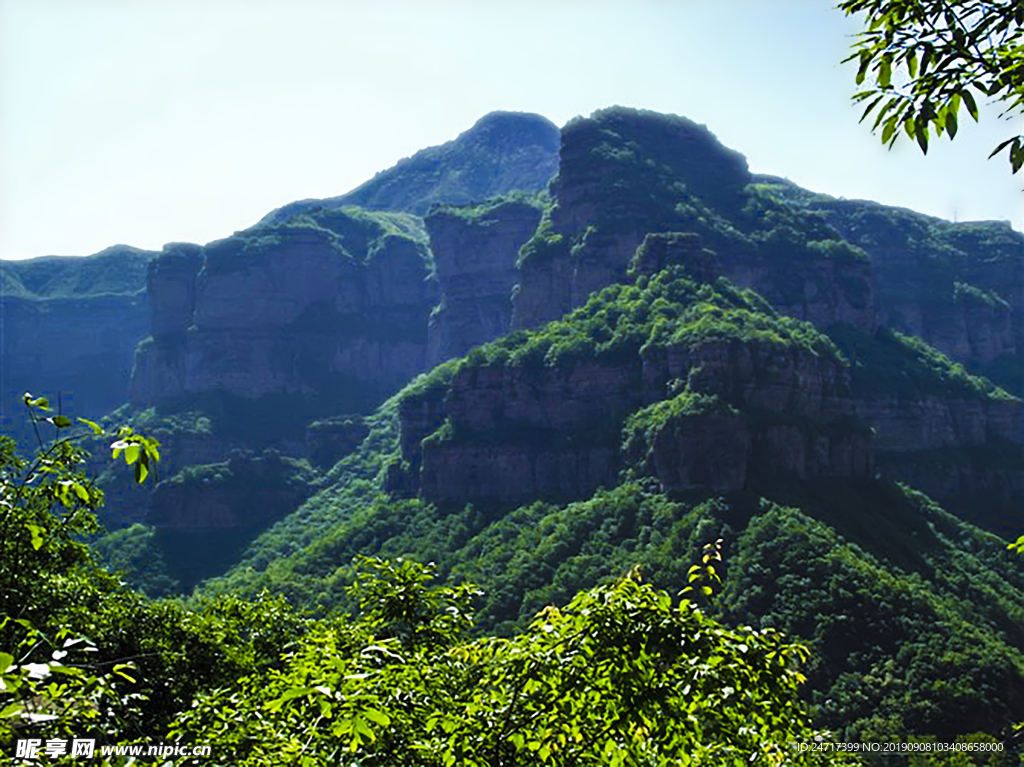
[259,112,559,225]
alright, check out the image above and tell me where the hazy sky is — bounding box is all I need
[1,0,1021,260]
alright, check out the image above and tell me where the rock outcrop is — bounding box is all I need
[1,246,155,440]
[131,209,438,410]
[772,186,1023,392]
[392,268,875,508]
[425,198,543,365]
[511,108,877,336]
[513,108,750,330]
[144,448,319,588]
[148,448,315,531]
[306,415,370,468]
[396,333,873,507]
[812,200,1022,349]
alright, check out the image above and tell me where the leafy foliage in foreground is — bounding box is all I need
[0,400,311,760]
[173,558,851,766]
[2,414,849,764]
[841,0,1023,171]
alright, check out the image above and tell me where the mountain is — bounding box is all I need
[9,106,1024,745]
[755,175,1023,394]
[0,245,157,440]
[133,107,1019,745]
[132,208,435,411]
[257,111,560,222]
[1,111,561,451]
[203,248,1024,744]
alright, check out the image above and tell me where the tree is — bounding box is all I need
[1,394,161,751]
[1,395,309,756]
[169,558,855,765]
[840,0,1024,172]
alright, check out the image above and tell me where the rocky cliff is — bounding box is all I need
[145,448,319,587]
[390,265,876,508]
[131,207,437,414]
[1,246,155,439]
[424,197,544,366]
[511,108,877,336]
[387,228,1021,518]
[753,177,1024,395]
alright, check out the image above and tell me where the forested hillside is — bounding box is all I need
[4,107,1023,763]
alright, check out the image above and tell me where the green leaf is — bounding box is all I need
[915,122,929,154]
[27,524,45,551]
[859,94,885,123]
[919,43,932,75]
[881,116,898,145]
[265,686,317,712]
[989,136,1019,160]
[113,663,136,683]
[135,460,148,484]
[25,394,51,410]
[123,444,141,465]
[962,89,978,121]
[878,54,893,88]
[77,418,104,435]
[363,708,391,727]
[855,50,870,85]
[903,113,916,142]
[1011,141,1024,173]
[352,716,373,740]
[49,415,72,428]
[0,652,14,673]
[945,107,958,139]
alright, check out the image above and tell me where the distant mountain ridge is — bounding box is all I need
[0,112,560,439]
[0,245,157,436]
[258,111,560,223]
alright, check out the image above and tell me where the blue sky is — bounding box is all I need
[1,0,1020,260]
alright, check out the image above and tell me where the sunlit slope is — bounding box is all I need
[201,259,1024,741]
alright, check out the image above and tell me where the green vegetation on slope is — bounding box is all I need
[829,324,1017,401]
[203,205,430,277]
[458,265,843,373]
[0,245,155,300]
[196,256,1024,747]
[5,409,846,765]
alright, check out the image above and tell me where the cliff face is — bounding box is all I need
[144,448,319,588]
[148,448,315,531]
[511,108,877,336]
[764,187,1023,393]
[306,415,369,469]
[630,231,876,332]
[857,393,1019,453]
[1,246,155,438]
[4,110,559,446]
[513,108,748,330]
[821,201,1022,356]
[424,198,543,366]
[130,209,437,409]
[400,337,872,507]
[391,268,875,508]
[395,329,1018,516]
[386,227,1024,516]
